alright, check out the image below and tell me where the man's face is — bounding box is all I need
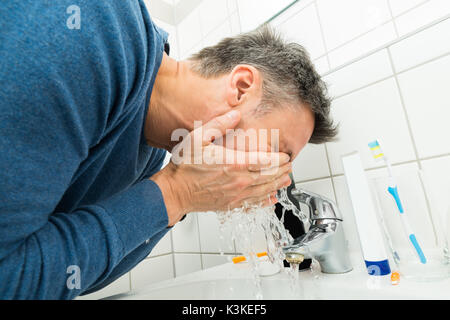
[222,103,315,162]
[205,65,315,162]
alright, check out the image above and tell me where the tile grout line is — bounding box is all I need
[128,271,132,293]
[146,252,173,259]
[169,229,177,278]
[176,0,440,65]
[182,4,236,57]
[328,49,450,102]
[420,153,450,162]
[276,1,422,66]
[177,1,448,72]
[234,0,242,36]
[296,152,450,186]
[194,213,205,270]
[386,0,400,38]
[172,251,237,255]
[395,50,450,76]
[295,175,335,185]
[323,144,339,202]
[310,0,431,64]
[392,0,432,20]
[386,47,423,169]
[321,14,450,77]
[225,0,237,37]
[298,158,430,184]
[329,74,394,101]
[325,19,396,64]
[264,0,305,26]
[313,0,332,71]
[388,44,442,242]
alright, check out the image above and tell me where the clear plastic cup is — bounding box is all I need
[371,167,450,282]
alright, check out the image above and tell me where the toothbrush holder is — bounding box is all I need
[370,167,450,282]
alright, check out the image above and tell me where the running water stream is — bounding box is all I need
[216,187,306,299]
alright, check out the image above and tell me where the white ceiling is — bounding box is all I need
[144,0,202,25]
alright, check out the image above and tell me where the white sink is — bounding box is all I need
[110,255,450,300]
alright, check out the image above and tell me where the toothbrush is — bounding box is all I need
[368,139,427,264]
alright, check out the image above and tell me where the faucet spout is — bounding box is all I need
[281,188,353,274]
[283,222,337,254]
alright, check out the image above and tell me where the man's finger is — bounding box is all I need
[240,193,277,209]
[243,172,292,199]
[247,151,290,171]
[247,161,292,186]
[191,110,241,146]
[228,192,276,210]
[221,149,290,170]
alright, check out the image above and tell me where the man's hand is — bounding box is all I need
[151,110,292,226]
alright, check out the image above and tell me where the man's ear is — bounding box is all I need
[226,65,261,107]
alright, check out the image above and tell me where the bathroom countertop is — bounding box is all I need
[110,253,450,300]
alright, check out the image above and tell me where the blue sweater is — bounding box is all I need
[0,0,170,299]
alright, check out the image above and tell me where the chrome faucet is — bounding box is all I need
[282,187,353,274]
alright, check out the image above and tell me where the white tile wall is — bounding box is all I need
[182,41,203,60]
[316,0,392,51]
[174,253,203,276]
[292,144,330,182]
[271,3,326,60]
[327,22,397,69]
[227,0,238,15]
[172,212,201,252]
[313,56,330,75]
[326,78,416,175]
[390,18,450,72]
[421,156,450,230]
[130,254,174,291]
[397,54,450,158]
[237,0,295,32]
[177,6,202,54]
[388,0,427,17]
[229,11,241,36]
[296,178,336,202]
[202,19,232,48]
[94,1,450,298]
[202,253,232,269]
[198,0,229,37]
[324,49,393,98]
[394,0,450,36]
[197,211,236,254]
[149,230,172,257]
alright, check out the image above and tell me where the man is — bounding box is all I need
[0,0,336,299]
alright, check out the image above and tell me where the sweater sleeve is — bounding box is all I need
[0,180,169,299]
[0,0,169,299]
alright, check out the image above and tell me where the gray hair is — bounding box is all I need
[189,25,338,144]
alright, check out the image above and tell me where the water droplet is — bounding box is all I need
[215,189,305,299]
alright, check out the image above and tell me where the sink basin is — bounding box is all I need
[109,254,450,300]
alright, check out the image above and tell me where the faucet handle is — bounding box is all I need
[289,187,343,221]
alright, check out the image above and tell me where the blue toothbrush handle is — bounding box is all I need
[409,234,427,264]
[388,186,427,264]
[387,186,404,213]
